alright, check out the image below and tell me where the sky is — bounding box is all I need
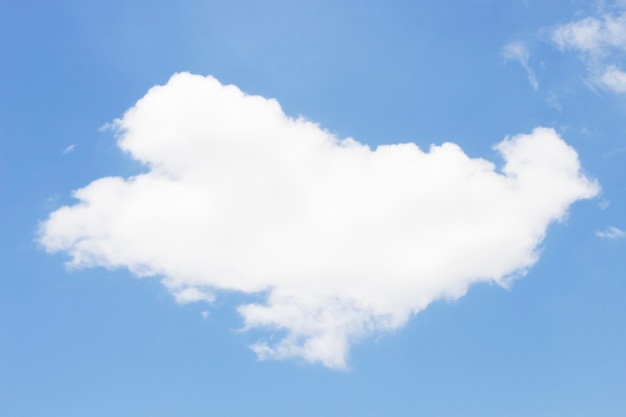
[1,0,625,416]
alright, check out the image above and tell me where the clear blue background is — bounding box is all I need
[1,1,624,416]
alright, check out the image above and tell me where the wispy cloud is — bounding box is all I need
[595,226,625,239]
[503,41,539,90]
[63,144,75,154]
[598,199,610,210]
[551,11,626,93]
[552,12,626,54]
[600,65,626,92]
[172,287,215,304]
[38,73,599,369]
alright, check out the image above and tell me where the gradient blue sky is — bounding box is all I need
[2,0,625,416]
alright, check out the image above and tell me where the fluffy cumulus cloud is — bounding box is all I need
[39,73,599,368]
[552,11,626,93]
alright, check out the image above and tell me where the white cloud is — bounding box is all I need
[63,144,76,154]
[502,41,539,90]
[38,73,599,369]
[172,287,215,304]
[600,65,626,92]
[552,12,626,54]
[551,12,626,93]
[595,226,625,239]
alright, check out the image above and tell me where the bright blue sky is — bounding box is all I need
[1,0,625,416]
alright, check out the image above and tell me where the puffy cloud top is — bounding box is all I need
[39,73,599,368]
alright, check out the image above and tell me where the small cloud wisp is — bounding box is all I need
[503,41,540,90]
[595,226,625,239]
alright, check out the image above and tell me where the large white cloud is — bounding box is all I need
[39,73,599,368]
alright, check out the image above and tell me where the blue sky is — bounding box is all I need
[1,0,625,416]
